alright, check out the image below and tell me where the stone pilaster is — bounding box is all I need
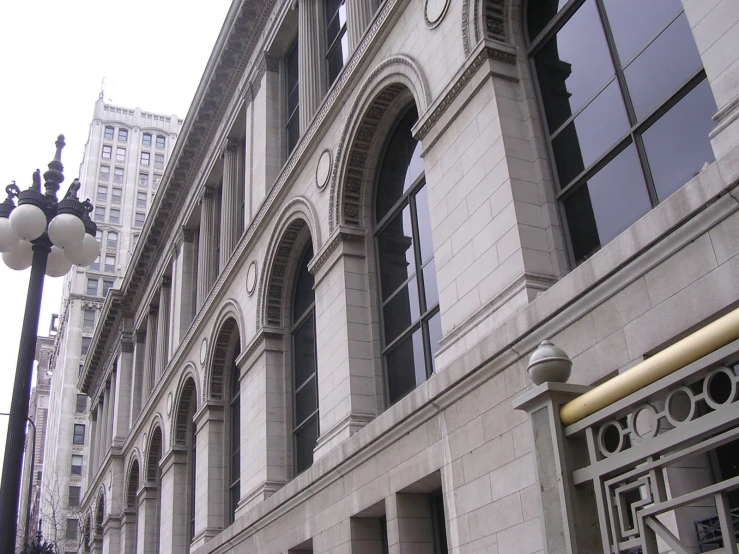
[88,407,98,480]
[97,393,108,465]
[173,228,197,343]
[197,187,217,308]
[101,513,121,554]
[130,331,147,425]
[119,510,137,554]
[298,0,323,132]
[106,377,116,454]
[143,307,158,399]
[221,139,244,268]
[191,402,225,550]
[346,0,375,51]
[155,276,172,383]
[159,448,190,553]
[136,485,160,554]
[114,336,134,442]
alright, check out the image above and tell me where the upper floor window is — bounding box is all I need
[111,187,122,204]
[76,394,87,414]
[292,244,318,475]
[105,254,116,272]
[109,208,120,225]
[66,519,79,540]
[142,133,152,147]
[325,0,348,87]
[104,126,114,140]
[155,135,166,149]
[141,152,150,166]
[286,40,300,156]
[115,147,126,163]
[86,278,98,296]
[81,337,91,356]
[99,165,110,181]
[113,167,124,183]
[107,231,117,248]
[228,342,241,525]
[101,145,112,159]
[134,212,146,228]
[154,153,164,169]
[72,424,85,445]
[68,486,81,507]
[96,185,108,202]
[374,108,440,406]
[118,128,128,142]
[528,0,716,264]
[137,191,147,208]
[83,308,95,329]
[153,174,162,189]
[94,207,105,223]
[102,279,114,296]
[70,454,83,475]
[139,172,148,186]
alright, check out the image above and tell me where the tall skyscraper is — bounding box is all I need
[22,98,181,551]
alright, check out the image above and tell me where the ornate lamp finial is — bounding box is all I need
[527,340,573,385]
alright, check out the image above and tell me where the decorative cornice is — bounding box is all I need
[309,231,366,276]
[242,328,284,366]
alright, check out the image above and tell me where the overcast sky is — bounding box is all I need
[0,0,232,478]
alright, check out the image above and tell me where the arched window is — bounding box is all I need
[104,126,115,140]
[228,339,241,524]
[374,107,441,405]
[528,0,717,264]
[292,243,318,474]
[126,459,139,554]
[146,427,163,551]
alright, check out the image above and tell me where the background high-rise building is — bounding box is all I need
[22,98,181,551]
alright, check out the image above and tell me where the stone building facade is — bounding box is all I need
[78,0,739,553]
[39,99,181,553]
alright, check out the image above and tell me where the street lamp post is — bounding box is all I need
[0,136,99,553]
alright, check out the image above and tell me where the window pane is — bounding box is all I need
[375,109,419,221]
[139,172,148,186]
[156,135,165,149]
[383,279,420,344]
[102,279,114,296]
[386,329,425,404]
[118,128,128,142]
[113,168,124,183]
[99,166,109,180]
[116,147,126,162]
[624,14,703,119]
[143,133,152,147]
[643,79,717,202]
[414,186,434,263]
[293,315,316,387]
[97,186,107,201]
[102,146,111,159]
[428,311,442,366]
[534,0,616,133]
[107,232,117,247]
[377,206,415,299]
[604,0,684,66]
[86,278,98,296]
[527,0,569,41]
[295,415,318,474]
[104,126,114,140]
[423,260,439,309]
[564,144,651,263]
[293,246,315,323]
[551,80,629,187]
[295,376,318,426]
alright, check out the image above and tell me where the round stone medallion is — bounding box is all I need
[425,0,450,28]
[200,337,208,366]
[316,148,332,191]
[246,260,258,295]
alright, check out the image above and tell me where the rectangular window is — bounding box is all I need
[96,185,108,202]
[104,126,114,140]
[109,208,120,224]
[113,167,124,183]
[111,187,122,204]
[134,212,145,228]
[83,308,95,329]
[70,454,83,475]
[102,279,114,296]
[105,255,116,273]
[75,394,87,413]
[156,135,166,149]
[139,172,148,186]
[95,207,105,223]
[86,278,98,296]
[141,151,150,166]
[81,337,91,356]
[66,519,79,541]
[142,133,152,147]
[99,165,110,181]
[68,486,81,507]
[286,40,300,155]
[153,174,162,188]
[154,153,164,169]
[101,145,112,159]
[72,424,85,445]
[137,191,147,208]
[118,128,128,142]
[325,0,348,86]
[90,256,100,271]
[107,232,117,248]
[115,147,126,163]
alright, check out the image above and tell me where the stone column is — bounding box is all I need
[220,139,244,268]
[172,229,197,342]
[88,407,98,479]
[143,307,158,399]
[155,277,172,382]
[97,393,108,465]
[197,186,217,308]
[191,403,225,550]
[298,0,323,133]
[136,485,159,554]
[119,510,137,554]
[106,377,116,453]
[159,448,190,553]
[346,0,375,51]
[130,331,146,425]
[114,336,134,442]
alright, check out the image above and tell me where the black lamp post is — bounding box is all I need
[0,136,99,553]
[21,520,56,554]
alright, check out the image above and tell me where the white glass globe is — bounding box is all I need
[46,246,73,278]
[48,213,85,250]
[0,217,19,253]
[2,240,33,270]
[64,233,100,267]
[9,203,46,241]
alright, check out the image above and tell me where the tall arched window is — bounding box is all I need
[374,107,441,405]
[292,243,318,474]
[528,0,717,265]
[126,459,139,554]
[228,339,241,524]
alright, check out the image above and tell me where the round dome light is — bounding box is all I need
[0,217,19,253]
[49,212,85,250]
[64,233,100,267]
[9,203,46,241]
[46,246,73,277]
[2,240,33,270]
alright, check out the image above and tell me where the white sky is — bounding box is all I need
[0,0,232,477]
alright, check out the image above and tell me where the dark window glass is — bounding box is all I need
[102,279,114,296]
[83,308,95,329]
[154,153,164,169]
[431,489,449,554]
[228,340,241,525]
[81,337,92,356]
[139,172,148,186]
[107,232,117,248]
[286,41,300,155]
[70,455,83,475]
[95,207,105,223]
[68,486,81,507]
[99,165,110,181]
[156,135,166,149]
[113,168,124,184]
[73,424,85,445]
[142,133,152,147]
[135,212,146,228]
[86,278,98,296]
[104,126,114,140]
[66,519,78,540]
[375,108,440,405]
[292,244,318,474]
[137,191,147,208]
[118,128,128,143]
[75,394,87,414]
[325,0,348,86]
[97,185,108,202]
[528,0,715,265]
[111,187,122,203]
[109,209,120,225]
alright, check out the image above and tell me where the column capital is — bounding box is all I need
[200,186,216,203]
[136,330,147,343]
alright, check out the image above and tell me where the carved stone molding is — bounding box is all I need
[204,318,238,402]
[121,340,135,354]
[161,275,172,288]
[424,0,451,28]
[463,0,508,56]
[309,230,366,276]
